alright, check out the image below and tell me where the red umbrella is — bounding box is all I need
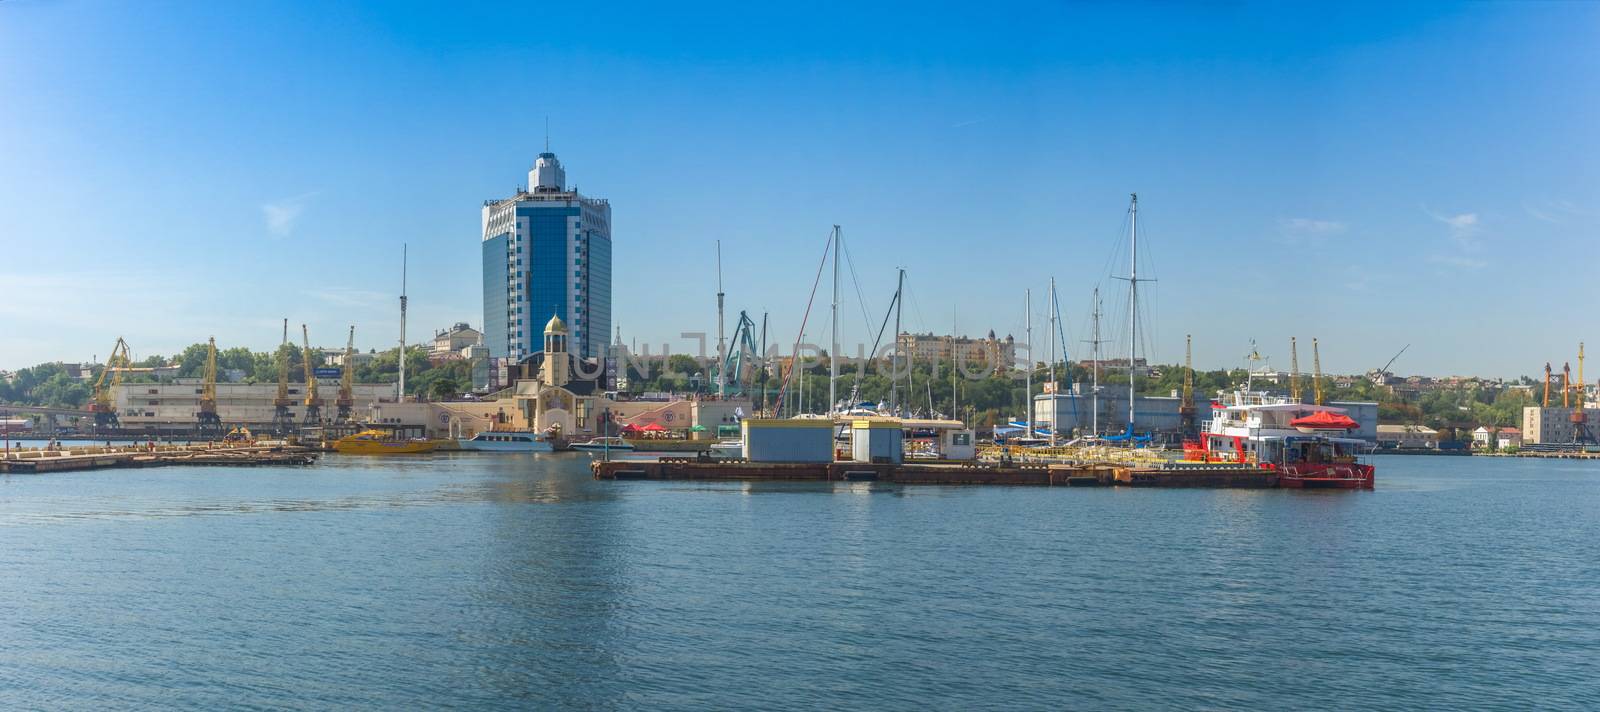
[641,422,668,432]
[619,423,643,434]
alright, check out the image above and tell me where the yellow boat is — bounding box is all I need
[332,429,440,455]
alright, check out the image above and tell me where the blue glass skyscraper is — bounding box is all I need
[481,151,612,364]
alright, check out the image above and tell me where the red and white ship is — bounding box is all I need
[1183,392,1375,489]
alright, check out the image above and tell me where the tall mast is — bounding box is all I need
[1048,278,1056,445]
[829,225,840,417]
[1127,194,1139,440]
[716,240,726,399]
[1090,288,1102,437]
[951,307,958,419]
[892,268,904,416]
[398,243,408,402]
[1025,288,1033,439]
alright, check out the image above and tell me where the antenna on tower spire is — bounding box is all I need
[544,116,550,152]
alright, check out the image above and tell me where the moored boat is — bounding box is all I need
[458,430,552,452]
[1190,395,1375,489]
[333,429,439,455]
[570,437,634,452]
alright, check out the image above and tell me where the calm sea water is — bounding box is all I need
[1,453,1595,710]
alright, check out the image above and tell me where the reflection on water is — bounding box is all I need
[0,454,1596,709]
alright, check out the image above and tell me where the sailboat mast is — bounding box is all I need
[1127,194,1138,438]
[1091,288,1101,437]
[1025,288,1033,439]
[1048,277,1056,446]
[892,268,904,416]
[398,243,408,403]
[830,225,840,417]
[951,307,958,419]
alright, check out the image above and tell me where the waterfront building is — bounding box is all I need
[431,322,484,357]
[507,315,607,437]
[1375,424,1439,449]
[1520,406,1600,444]
[896,331,1017,371]
[482,149,612,363]
[112,381,395,432]
[1032,393,1183,436]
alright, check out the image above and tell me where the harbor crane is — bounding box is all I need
[1562,362,1572,408]
[89,337,132,431]
[1311,337,1325,406]
[1179,334,1196,436]
[1571,343,1594,444]
[272,319,296,436]
[336,325,355,422]
[196,336,224,439]
[301,324,322,428]
[717,311,762,397]
[1289,337,1303,403]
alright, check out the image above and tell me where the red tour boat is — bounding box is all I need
[1194,395,1375,489]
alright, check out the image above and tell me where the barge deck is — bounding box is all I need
[593,458,1284,488]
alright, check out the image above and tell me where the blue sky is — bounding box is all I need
[1,1,1596,377]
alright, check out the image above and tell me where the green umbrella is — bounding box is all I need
[690,425,707,432]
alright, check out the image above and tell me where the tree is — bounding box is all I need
[429,377,462,401]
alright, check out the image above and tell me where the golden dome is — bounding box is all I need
[544,314,568,333]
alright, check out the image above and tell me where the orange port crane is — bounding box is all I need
[301,324,322,427]
[336,325,355,422]
[196,336,224,439]
[89,337,132,431]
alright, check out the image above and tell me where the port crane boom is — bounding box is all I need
[271,320,296,435]
[1179,334,1196,437]
[1289,337,1302,403]
[1312,338,1325,406]
[90,337,132,431]
[336,325,355,422]
[301,324,322,428]
[197,336,223,439]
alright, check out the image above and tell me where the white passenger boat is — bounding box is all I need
[570,437,634,452]
[458,431,553,452]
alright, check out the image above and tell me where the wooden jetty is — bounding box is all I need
[592,458,1278,488]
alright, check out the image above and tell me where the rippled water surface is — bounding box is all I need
[1,453,1596,709]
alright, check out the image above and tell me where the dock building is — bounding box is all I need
[1521,406,1600,444]
[482,149,612,363]
[113,381,395,432]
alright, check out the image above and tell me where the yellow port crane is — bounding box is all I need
[90,337,132,431]
[1179,334,1196,436]
[196,336,224,439]
[336,325,355,422]
[272,319,295,436]
[301,324,322,427]
[1311,337,1325,406]
[1289,336,1303,403]
[1572,344,1594,444]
